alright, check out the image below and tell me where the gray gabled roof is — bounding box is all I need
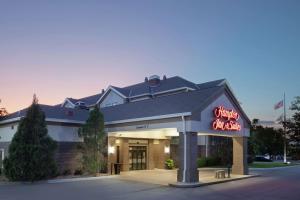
[1,77,250,127]
[77,93,102,106]
[66,76,201,106]
[121,76,199,97]
[1,104,89,124]
[101,85,223,123]
[197,79,225,90]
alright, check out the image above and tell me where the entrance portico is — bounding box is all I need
[103,82,251,186]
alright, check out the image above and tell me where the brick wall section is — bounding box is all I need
[0,142,82,173]
[55,142,82,173]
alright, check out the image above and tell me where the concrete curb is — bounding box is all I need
[169,174,260,188]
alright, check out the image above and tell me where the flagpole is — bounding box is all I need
[283,92,287,163]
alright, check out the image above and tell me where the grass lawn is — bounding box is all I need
[249,162,297,168]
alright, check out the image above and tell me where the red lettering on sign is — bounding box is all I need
[214,106,239,120]
[212,106,241,131]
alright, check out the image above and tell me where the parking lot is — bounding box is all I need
[0,166,300,200]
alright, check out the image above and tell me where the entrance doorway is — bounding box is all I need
[129,146,147,170]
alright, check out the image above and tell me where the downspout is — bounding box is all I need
[181,115,187,183]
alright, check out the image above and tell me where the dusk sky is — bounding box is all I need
[0,0,299,121]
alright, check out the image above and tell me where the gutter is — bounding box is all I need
[181,115,187,183]
[0,117,85,125]
[105,112,192,125]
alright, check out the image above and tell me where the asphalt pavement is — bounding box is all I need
[0,165,299,200]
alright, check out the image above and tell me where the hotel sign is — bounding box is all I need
[212,106,241,131]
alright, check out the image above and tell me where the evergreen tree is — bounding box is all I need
[286,96,300,159]
[250,119,284,157]
[3,95,57,181]
[78,107,106,174]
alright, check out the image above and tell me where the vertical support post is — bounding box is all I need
[232,136,248,175]
[205,136,209,158]
[177,132,199,183]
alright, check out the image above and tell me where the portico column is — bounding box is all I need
[177,132,199,183]
[232,136,248,175]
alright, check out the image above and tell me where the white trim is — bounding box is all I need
[46,118,85,124]
[129,96,151,102]
[129,87,195,99]
[154,87,195,96]
[129,92,150,99]
[96,86,127,105]
[182,115,187,183]
[61,98,75,108]
[0,117,21,125]
[0,117,85,125]
[105,112,192,125]
[219,80,240,106]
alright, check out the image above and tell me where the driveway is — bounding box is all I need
[0,166,300,200]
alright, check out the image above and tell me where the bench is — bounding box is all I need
[215,170,226,179]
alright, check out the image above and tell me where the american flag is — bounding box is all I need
[274,100,283,110]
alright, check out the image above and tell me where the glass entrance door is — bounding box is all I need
[129,146,147,170]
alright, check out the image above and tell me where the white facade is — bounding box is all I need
[0,123,19,142]
[100,90,125,108]
[198,93,250,137]
[0,123,82,142]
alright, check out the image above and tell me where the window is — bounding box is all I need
[11,125,14,130]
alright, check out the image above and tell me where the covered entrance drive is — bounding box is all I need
[105,87,251,186]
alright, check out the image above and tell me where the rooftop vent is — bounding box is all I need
[148,75,160,86]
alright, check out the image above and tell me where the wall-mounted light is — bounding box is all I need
[164,146,170,154]
[115,139,120,144]
[108,146,115,154]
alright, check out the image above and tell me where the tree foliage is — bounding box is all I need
[3,95,57,181]
[286,96,300,159]
[249,119,284,157]
[78,107,106,174]
[0,100,8,118]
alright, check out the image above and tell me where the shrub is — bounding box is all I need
[74,169,83,176]
[197,156,221,168]
[62,169,72,176]
[247,155,254,164]
[165,159,175,169]
[197,158,207,168]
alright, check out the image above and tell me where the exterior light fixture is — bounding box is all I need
[115,139,120,144]
[108,146,115,154]
[164,146,170,154]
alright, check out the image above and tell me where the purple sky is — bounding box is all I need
[1,0,299,121]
